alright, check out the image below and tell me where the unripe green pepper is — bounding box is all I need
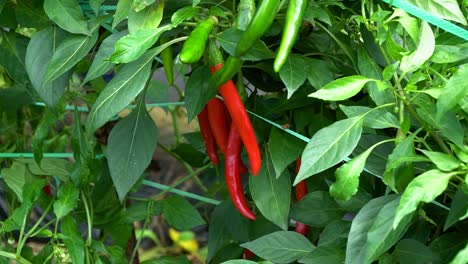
[179,16,218,64]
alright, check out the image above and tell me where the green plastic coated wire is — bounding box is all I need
[382,0,468,40]
[142,180,220,205]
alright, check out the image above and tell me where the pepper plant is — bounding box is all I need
[0,0,467,263]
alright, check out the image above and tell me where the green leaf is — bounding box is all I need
[279,54,307,98]
[449,242,468,264]
[53,181,79,218]
[431,44,468,63]
[86,49,155,134]
[394,239,438,264]
[15,1,49,29]
[420,150,460,171]
[444,189,468,230]
[400,22,435,73]
[217,28,275,61]
[346,195,414,264]
[318,220,351,247]
[107,98,158,201]
[339,105,399,129]
[42,31,98,85]
[162,195,206,230]
[330,147,374,201]
[393,169,454,228]
[27,159,71,181]
[406,0,467,25]
[290,191,345,227]
[184,66,217,122]
[383,134,416,192]
[84,31,128,83]
[221,261,256,264]
[25,27,72,108]
[250,152,291,230]
[357,47,395,106]
[61,215,85,264]
[109,24,171,63]
[89,0,105,14]
[2,203,31,232]
[269,128,305,177]
[436,64,468,120]
[417,106,464,147]
[296,117,363,184]
[1,162,35,202]
[0,32,29,84]
[298,245,345,264]
[32,109,58,165]
[309,76,374,101]
[305,58,334,90]
[241,231,315,263]
[112,0,132,28]
[142,256,192,264]
[171,6,197,25]
[429,233,467,264]
[133,0,156,12]
[44,0,90,35]
[128,1,164,33]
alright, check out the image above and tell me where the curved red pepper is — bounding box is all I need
[211,64,261,175]
[197,106,219,165]
[225,123,256,220]
[295,158,309,235]
[243,248,256,259]
[206,97,230,155]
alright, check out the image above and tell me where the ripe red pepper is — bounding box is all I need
[210,63,261,175]
[243,248,256,259]
[42,184,52,196]
[295,158,309,235]
[225,123,256,220]
[206,97,230,155]
[197,106,219,165]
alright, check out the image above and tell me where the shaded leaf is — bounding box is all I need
[184,66,217,122]
[299,245,344,264]
[340,105,399,129]
[61,215,85,264]
[163,196,206,230]
[444,189,468,230]
[305,57,334,90]
[436,63,468,119]
[279,55,307,98]
[112,0,132,28]
[290,191,345,227]
[241,231,315,263]
[107,98,158,201]
[217,28,274,61]
[269,128,305,177]
[394,239,438,264]
[250,152,291,230]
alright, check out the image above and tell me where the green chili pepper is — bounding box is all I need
[236,0,256,31]
[179,16,218,64]
[236,0,280,56]
[160,37,174,85]
[273,0,307,72]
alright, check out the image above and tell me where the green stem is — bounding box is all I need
[24,199,54,238]
[158,143,209,192]
[130,202,152,263]
[81,191,93,247]
[169,108,182,145]
[15,208,29,257]
[0,251,32,264]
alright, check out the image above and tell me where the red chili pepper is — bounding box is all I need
[42,184,52,196]
[225,123,256,220]
[295,158,309,235]
[197,106,220,165]
[210,63,261,175]
[243,248,256,259]
[206,97,230,155]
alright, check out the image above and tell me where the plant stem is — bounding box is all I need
[81,191,93,247]
[158,143,209,192]
[130,202,152,263]
[0,251,32,264]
